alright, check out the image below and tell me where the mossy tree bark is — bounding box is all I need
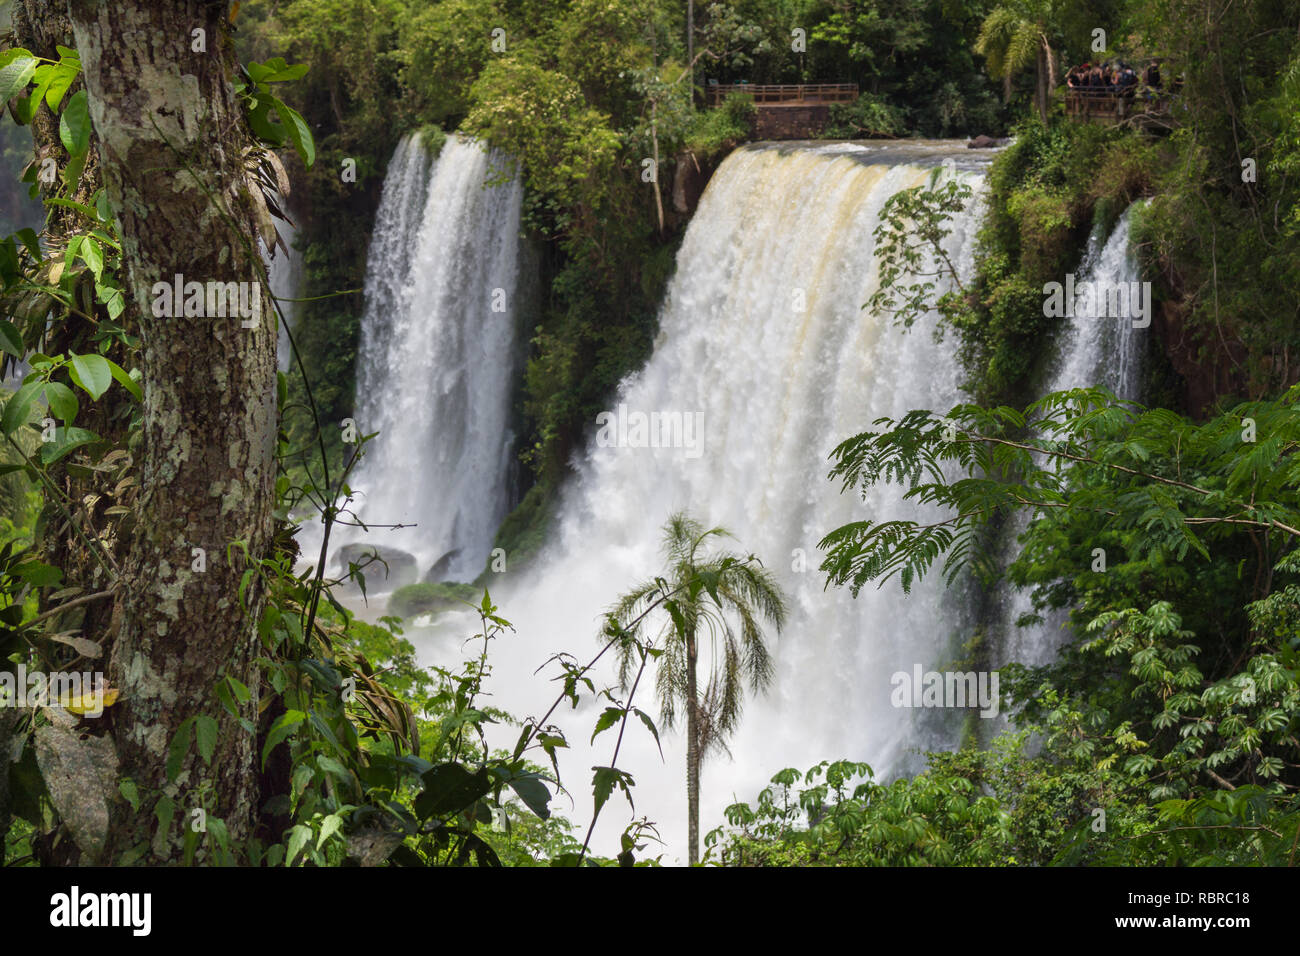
[67,0,276,862]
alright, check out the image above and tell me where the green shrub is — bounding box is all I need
[686,93,755,154]
[822,94,905,139]
[389,581,479,619]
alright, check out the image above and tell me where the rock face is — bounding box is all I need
[755,104,831,140]
[422,549,462,583]
[967,134,1009,148]
[334,543,419,591]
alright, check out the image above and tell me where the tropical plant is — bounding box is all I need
[608,512,787,864]
[975,0,1060,123]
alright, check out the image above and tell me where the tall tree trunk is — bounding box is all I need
[687,0,695,103]
[685,632,699,865]
[68,0,276,862]
[650,100,665,235]
[1036,45,1049,123]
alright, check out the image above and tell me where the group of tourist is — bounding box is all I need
[1065,61,1164,97]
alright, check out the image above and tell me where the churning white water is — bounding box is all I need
[990,206,1146,671]
[337,133,524,584]
[479,143,992,861]
[1045,205,1145,403]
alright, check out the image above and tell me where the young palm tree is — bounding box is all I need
[975,0,1060,124]
[609,513,787,864]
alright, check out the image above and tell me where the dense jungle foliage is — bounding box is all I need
[0,0,1298,870]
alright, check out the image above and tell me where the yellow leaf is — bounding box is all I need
[61,687,119,715]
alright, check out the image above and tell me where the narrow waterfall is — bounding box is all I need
[343,133,525,584]
[486,143,991,858]
[1045,205,1145,403]
[990,206,1145,671]
[267,220,303,374]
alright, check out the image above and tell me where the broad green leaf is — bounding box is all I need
[245,97,283,145]
[61,147,87,189]
[79,236,103,280]
[0,48,34,69]
[69,352,111,400]
[119,778,141,812]
[13,559,61,587]
[44,51,80,110]
[14,228,40,261]
[58,90,91,158]
[97,282,125,320]
[261,709,306,768]
[94,189,112,224]
[316,813,343,850]
[166,717,196,782]
[44,381,78,422]
[39,426,98,464]
[413,763,491,820]
[0,55,37,104]
[0,320,24,359]
[506,772,552,820]
[268,95,314,167]
[285,824,311,866]
[1,377,43,435]
[194,715,218,765]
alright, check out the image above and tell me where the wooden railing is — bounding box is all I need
[1065,87,1174,127]
[705,83,859,106]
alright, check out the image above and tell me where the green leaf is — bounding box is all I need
[13,559,61,587]
[44,51,80,110]
[40,426,99,465]
[58,90,91,158]
[166,717,196,782]
[1,377,43,435]
[316,813,343,850]
[61,147,87,189]
[118,778,141,812]
[44,381,77,422]
[97,282,125,320]
[506,772,552,820]
[285,824,311,866]
[155,793,176,842]
[194,714,218,765]
[0,320,24,359]
[633,708,662,756]
[590,706,623,743]
[0,48,34,69]
[0,55,38,105]
[69,352,111,400]
[413,763,492,820]
[105,359,141,400]
[14,228,40,261]
[45,196,98,220]
[261,709,306,768]
[79,236,103,280]
[268,95,314,167]
[245,97,283,145]
[591,766,619,818]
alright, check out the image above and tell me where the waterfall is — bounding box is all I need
[340,132,525,585]
[267,220,303,374]
[990,206,1146,671]
[1044,205,1145,403]
[479,143,992,859]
